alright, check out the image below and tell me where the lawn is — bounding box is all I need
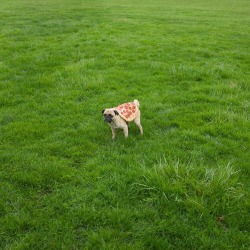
[0,0,249,249]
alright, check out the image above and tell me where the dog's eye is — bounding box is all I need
[109,114,113,117]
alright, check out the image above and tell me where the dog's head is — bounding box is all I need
[102,109,119,123]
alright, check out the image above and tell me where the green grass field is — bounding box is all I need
[0,0,249,249]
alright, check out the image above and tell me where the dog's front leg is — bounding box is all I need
[123,125,128,138]
[111,128,116,139]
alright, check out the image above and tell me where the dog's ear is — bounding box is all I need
[114,110,119,116]
[102,109,105,114]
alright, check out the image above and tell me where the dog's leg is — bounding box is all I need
[111,128,116,139]
[123,125,129,138]
[134,115,143,135]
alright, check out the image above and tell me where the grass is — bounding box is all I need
[0,0,249,248]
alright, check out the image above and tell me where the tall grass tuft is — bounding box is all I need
[136,159,245,220]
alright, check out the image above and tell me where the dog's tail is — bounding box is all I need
[134,99,140,108]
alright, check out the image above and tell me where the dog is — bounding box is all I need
[102,99,143,139]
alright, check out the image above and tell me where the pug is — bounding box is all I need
[102,99,143,139]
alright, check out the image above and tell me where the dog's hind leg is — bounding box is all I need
[134,115,143,135]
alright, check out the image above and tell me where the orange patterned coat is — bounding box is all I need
[116,102,138,122]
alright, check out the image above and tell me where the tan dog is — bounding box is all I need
[102,99,143,139]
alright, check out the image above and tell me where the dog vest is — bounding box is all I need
[116,102,137,122]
